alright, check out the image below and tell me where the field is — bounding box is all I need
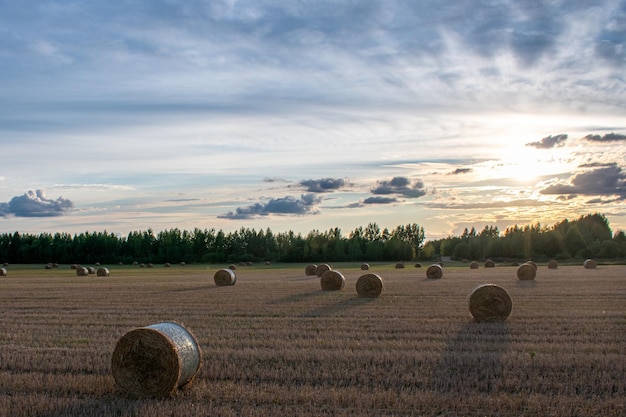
[0,262,624,416]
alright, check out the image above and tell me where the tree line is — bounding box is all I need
[0,214,623,265]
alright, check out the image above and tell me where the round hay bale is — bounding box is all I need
[111,321,201,398]
[525,260,537,269]
[414,263,422,268]
[356,273,384,298]
[517,263,536,280]
[484,259,495,268]
[584,259,597,269]
[547,259,558,269]
[228,264,237,271]
[180,262,186,266]
[214,268,236,286]
[315,264,332,277]
[147,263,154,269]
[76,267,89,276]
[360,263,370,270]
[305,264,318,276]
[96,267,110,277]
[426,264,443,279]
[45,263,53,270]
[164,262,171,267]
[468,284,513,322]
[87,267,96,274]
[70,264,78,269]
[469,261,480,269]
[395,262,405,269]
[265,261,270,265]
[140,263,146,268]
[320,270,345,291]
[2,262,8,267]
[0,268,7,276]
[95,262,100,266]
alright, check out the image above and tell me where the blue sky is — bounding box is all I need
[1,0,625,240]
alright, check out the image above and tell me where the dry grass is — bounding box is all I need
[0,263,624,416]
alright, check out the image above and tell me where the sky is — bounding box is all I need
[1,0,625,241]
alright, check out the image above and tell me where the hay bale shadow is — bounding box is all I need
[300,297,377,318]
[270,291,325,304]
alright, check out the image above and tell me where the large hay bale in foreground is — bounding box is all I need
[320,270,345,291]
[111,321,202,398]
[469,261,479,269]
[305,264,318,276]
[96,267,110,277]
[517,263,536,280]
[360,263,370,270]
[584,259,597,269]
[426,264,443,279]
[547,259,558,269]
[214,269,236,286]
[76,267,89,277]
[484,259,495,268]
[0,268,6,276]
[468,284,513,322]
[315,264,332,277]
[356,273,384,298]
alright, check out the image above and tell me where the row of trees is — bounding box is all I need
[0,214,623,265]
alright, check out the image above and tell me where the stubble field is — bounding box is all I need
[0,262,624,416]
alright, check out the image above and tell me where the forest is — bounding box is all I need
[0,213,624,265]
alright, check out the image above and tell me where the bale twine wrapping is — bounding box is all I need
[517,263,536,280]
[484,259,495,268]
[584,259,597,269]
[97,267,110,277]
[111,321,202,398]
[305,264,318,276]
[76,267,89,276]
[468,284,513,322]
[426,264,443,279]
[356,273,384,298]
[0,268,6,276]
[214,269,237,286]
[360,263,370,270]
[547,259,558,269]
[320,270,345,291]
[469,261,479,269]
[315,264,332,277]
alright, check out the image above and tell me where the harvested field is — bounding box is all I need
[0,263,624,416]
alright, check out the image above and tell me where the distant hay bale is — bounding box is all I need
[469,261,480,269]
[320,270,345,291]
[76,267,89,276]
[360,263,370,270]
[356,273,384,298]
[484,259,495,268]
[214,269,237,286]
[164,263,171,267]
[0,268,7,276]
[140,263,146,268]
[468,284,513,322]
[584,259,597,269]
[2,262,8,267]
[315,264,332,277]
[111,321,202,398]
[133,261,139,266]
[305,264,318,276]
[414,263,422,268]
[95,262,100,266]
[228,264,237,271]
[265,261,270,265]
[547,260,558,269]
[426,264,443,279]
[45,263,53,269]
[180,262,186,266]
[97,267,110,277]
[147,263,154,269]
[517,263,536,280]
[395,262,405,269]
[246,261,253,266]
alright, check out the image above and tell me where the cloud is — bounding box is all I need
[299,178,346,193]
[427,199,549,210]
[449,168,472,175]
[363,196,398,205]
[219,194,321,219]
[526,134,568,149]
[540,164,626,199]
[584,133,626,142]
[0,190,74,217]
[371,177,426,198]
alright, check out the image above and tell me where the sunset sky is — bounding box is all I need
[1,1,625,240]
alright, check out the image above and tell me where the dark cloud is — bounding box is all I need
[526,134,568,149]
[450,168,472,175]
[584,133,626,142]
[219,194,321,219]
[299,178,345,193]
[363,196,398,205]
[0,190,74,217]
[540,164,626,200]
[371,177,426,198]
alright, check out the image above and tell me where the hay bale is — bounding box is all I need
[45,263,53,270]
[484,259,495,268]
[265,261,270,265]
[97,267,110,277]
[320,270,345,291]
[517,263,536,280]
[147,263,154,269]
[395,262,405,269]
[584,259,597,269]
[111,321,202,398]
[356,273,384,298]
[76,267,89,276]
[228,264,237,271]
[87,267,96,274]
[360,263,370,270]
[469,261,479,269]
[214,269,236,286]
[547,259,558,269]
[140,263,146,268]
[315,264,332,277]
[468,284,513,322]
[180,262,186,266]
[414,263,422,268]
[525,260,538,269]
[426,264,443,279]
[305,264,318,276]
[0,268,7,276]
[164,262,171,267]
